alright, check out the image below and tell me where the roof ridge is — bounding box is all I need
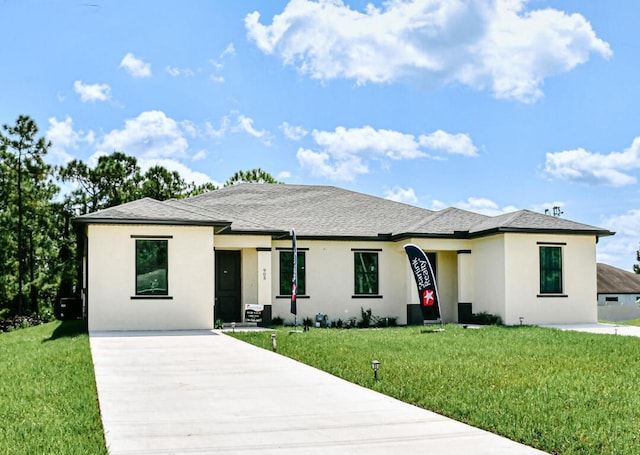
[174,198,286,232]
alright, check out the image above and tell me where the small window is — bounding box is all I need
[605,296,619,302]
[539,246,562,294]
[354,252,378,295]
[136,240,168,295]
[279,251,305,295]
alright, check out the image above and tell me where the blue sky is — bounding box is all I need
[2,0,640,270]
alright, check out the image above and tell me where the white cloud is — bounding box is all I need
[137,158,218,187]
[221,42,236,58]
[297,125,476,180]
[297,147,367,181]
[204,113,270,143]
[430,196,517,216]
[165,66,194,77]
[205,116,231,139]
[280,122,308,141]
[419,130,478,157]
[119,52,152,78]
[234,115,265,138]
[246,0,611,103]
[192,150,207,161]
[384,186,418,204]
[45,116,94,165]
[73,80,111,102]
[97,110,188,159]
[277,170,291,179]
[209,42,236,83]
[544,138,640,186]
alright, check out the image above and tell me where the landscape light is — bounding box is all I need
[271,333,277,352]
[371,360,380,380]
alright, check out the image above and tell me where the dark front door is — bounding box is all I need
[215,250,241,323]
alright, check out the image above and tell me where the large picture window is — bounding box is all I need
[354,251,378,295]
[279,251,305,295]
[539,246,562,294]
[136,239,168,295]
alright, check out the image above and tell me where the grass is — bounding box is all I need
[231,325,640,455]
[0,321,107,455]
[604,318,640,327]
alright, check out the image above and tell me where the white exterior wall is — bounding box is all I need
[85,224,601,330]
[503,234,597,325]
[270,240,409,324]
[470,235,507,319]
[87,224,214,331]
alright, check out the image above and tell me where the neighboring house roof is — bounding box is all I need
[74,184,615,240]
[597,263,640,294]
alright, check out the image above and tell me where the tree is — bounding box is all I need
[0,116,58,315]
[224,168,281,186]
[59,151,141,214]
[141,165,188,201]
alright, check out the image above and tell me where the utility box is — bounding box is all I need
[56,298,82,320]
[315,313,328,328]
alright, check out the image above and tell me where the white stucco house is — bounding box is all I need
[73,184,614,331]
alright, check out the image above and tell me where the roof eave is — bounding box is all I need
[468,227,615,238]
[73,217,231,230]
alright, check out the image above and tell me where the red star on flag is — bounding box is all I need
[422,289,434,307]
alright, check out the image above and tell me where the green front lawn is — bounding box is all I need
[0,321,106,455]
[231,325,640,455]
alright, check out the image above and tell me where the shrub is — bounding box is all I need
[469,312,502,325]
[271,316,284,326]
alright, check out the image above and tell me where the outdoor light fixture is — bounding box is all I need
[519,317,524,326]
[371,360,380,380]
[231,322,236,332]
[271,333,277,352]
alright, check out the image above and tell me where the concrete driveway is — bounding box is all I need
[90,330,546,455]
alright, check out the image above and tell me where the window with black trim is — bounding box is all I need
[279,251,305,295]
[539,246,562,294]
[354,251,378,295]
[136,239,168,295]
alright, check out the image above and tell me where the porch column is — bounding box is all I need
[457,250,473,322]
[256,248,272,306]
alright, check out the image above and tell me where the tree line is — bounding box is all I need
[0,115,280,319]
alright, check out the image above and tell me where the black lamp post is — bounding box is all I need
[371,360,380,380]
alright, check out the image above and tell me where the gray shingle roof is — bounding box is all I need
[74,197,230,227]
[186,184,431,237]
[598,263,640,294]
[74,184,614,239]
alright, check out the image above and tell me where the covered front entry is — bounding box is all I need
[215,250,241,322]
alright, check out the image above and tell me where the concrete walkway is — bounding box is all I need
[90,330,546,455]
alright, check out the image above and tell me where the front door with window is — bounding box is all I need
[215,250,241,322]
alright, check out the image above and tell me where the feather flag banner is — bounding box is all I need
[404,244,441,321]
[290,230,297,316]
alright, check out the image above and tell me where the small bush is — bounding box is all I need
[271,316,284,326]
[375,316,398,327]
[357,307,374,328]
[469,312,502,325]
